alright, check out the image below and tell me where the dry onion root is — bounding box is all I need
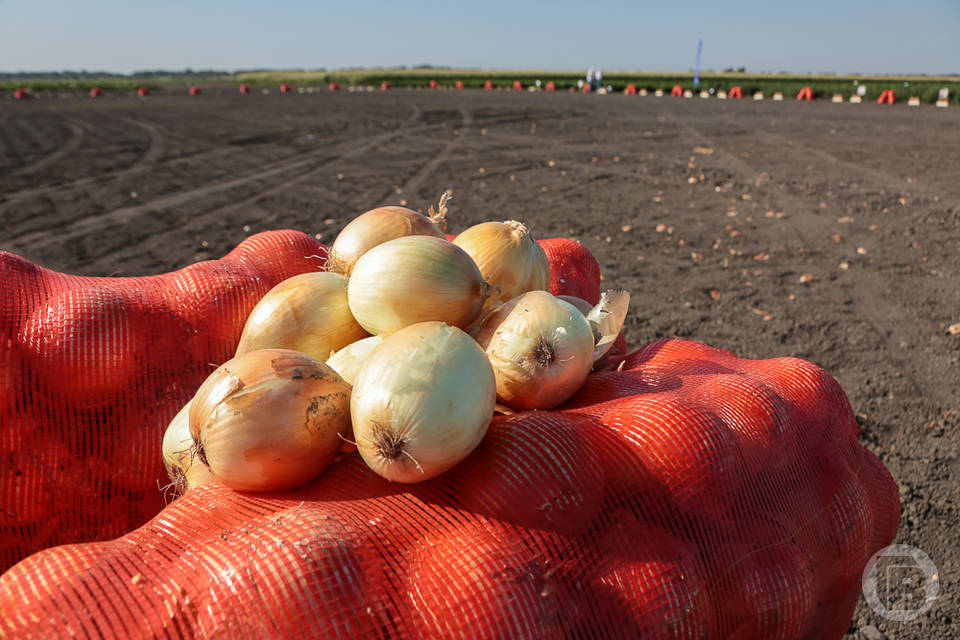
[347,235,497,335]
[453,220,550,309]
[351,322,496,483]
[235,272,368,361]
[161,400,216,496]
[189,349,352,492]
[326,191,452,275]
[475,291,594,410]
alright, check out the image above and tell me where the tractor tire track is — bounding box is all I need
[123,118,166,172]
[0,115,21,172]
[0,145,279,201]
[382,106,474,203]
[8,119,86,178]
[717,112,946,202]
[31,106,430,266]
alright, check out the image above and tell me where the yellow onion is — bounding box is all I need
[351,322,495,483]
[161,400,217,495]
[189,349,351,492]
[325,335,383,385]
[327,192,451,275]
[475,290,594,410]
[235,272,368,361]
[348,235,496,335]
[453,220,550,307]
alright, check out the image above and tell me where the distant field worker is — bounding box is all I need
[595,68,603,91]
[585,68,595,92]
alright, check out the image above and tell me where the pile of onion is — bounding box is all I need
[159,194,632,496]
[189,349,351,492]
[350,321,496,482]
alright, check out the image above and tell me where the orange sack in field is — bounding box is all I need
[0,231,899,638]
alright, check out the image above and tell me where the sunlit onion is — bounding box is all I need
[347,235,495,335]
[453,220,550,308]
[327,192,451,275]
[235,272,367,361]
[351,322,495,482]
[558,290,630,365]
[189,349,351,491]
[475,291,594,410]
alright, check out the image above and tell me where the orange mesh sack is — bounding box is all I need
[0,234,899,638]
[1,230,327,569]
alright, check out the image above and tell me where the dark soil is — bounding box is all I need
[1,87,957,638]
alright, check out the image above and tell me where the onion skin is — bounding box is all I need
[235,272,368,361]
[453,220,550,307]
[347,236,494,336]
[325,335,382,385]
[189,349,352,492]
[475,291,594,410]
[327,206,445,275]
[351,322,495,483]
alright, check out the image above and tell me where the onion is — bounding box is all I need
[351,322,495,482]
[161,401,216,494]
[325,335,382,385]
[453,220,550,308]
[327,191,451,275]
[347,235,496,335]
[235,272,367,361]
[475,290,594,410]
[189,349,351,492]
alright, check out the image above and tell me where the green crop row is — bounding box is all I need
[0,79,153,93]
[5,70,959,104]
[235,70,960,104]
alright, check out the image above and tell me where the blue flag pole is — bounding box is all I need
[694,39,703,88]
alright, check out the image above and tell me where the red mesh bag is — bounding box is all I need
[0,232,899,638]
[1,230,327,569]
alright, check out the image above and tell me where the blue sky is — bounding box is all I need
[1,0,958,75]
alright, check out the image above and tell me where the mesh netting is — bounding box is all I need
[1,230,327,568]
[0,232,899,638]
